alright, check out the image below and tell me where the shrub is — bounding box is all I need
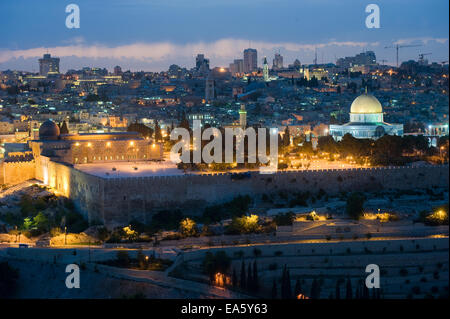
[116,251,130,267]
[274,250,283,257]
[346,192,365,220]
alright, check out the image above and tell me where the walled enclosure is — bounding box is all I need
[42,164,449,227]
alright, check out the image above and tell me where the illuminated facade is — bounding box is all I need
[329,93,403,141]
[30,120,162,165]
[39,53,60,76]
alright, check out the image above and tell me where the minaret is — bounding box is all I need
[263,57,269,82]
[239,104,247,129]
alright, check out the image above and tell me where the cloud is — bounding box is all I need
[0,38,377,65]
[393,37,449,45]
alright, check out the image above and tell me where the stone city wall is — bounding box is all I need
[0,160,36,185]
[94,165,448,226]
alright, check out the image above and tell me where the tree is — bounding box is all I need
[335,279,342,299]
[232,268,237,287]
[282,126,290,148]
[346,192,365,220]
[59,121,69,134]
[180,112,190,131]
[346,278,353,299]
[310,278,320,299]
[127,122,153,138]
[253,260,259,292]
[240,261,246,289]
[271,280,277,299]
[179,218,197,237]
[202,251,231,283]
[154,119,162,141]
[33,212,49,232]
[247,262,253,291]
[116,251,130,267]
[317,135,338,154]
[294,279,302,297]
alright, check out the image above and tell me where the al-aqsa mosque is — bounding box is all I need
[329,91,403,141]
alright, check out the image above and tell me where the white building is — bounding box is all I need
[329,92,403,141]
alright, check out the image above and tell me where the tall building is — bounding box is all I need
[263,57,269,82]
[244,48,257,73]
[113,66,122,75]
[205,75,215,101]
[229,59,244,75]
[273,53,283,70]
[39,53,60,76]
[336,51,377,68]
[195,54,210,75]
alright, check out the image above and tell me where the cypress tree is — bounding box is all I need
[240,261,246,289]
[294,279,302,298]
[232,268,237,288]
[310,278,318,299]
[281,265,287,299]
[286,269,292,299]
[335,279,341,299]
[253,260,259,292]
[271,279,277,299]
[355,281,360,299]
[363,283,369,299]
[346,278,353,299]
[247,262,253,291]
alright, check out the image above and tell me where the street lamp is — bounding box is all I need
[64,226,67,246]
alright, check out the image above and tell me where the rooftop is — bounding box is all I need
[74,161,185,178]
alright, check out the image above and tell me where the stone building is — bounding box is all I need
[329,92,403,141]
[1,119,163,186]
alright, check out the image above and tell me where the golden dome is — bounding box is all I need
[350,93,383,114]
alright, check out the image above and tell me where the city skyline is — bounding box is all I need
[0,0,448,72]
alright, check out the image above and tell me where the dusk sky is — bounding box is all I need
[0,0,448,72]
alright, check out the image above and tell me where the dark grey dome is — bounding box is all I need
[39,120,60,140]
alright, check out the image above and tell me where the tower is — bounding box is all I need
[39,53,60,76]
[205,75,215,101]
[263,57,269,82]
[244,48,257,73]
[239,104,247,129]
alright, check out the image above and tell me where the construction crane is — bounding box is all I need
[384,44,423,68]
[418,53,432,64]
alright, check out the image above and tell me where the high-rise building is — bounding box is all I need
[205,75,215,101]
[113,66,122,76]
[244,48,257,73]
[273,53,283,70]
[336,51,377,68]
[195,54,210,75]
[39,53,60,76]
[229,59,244,75]
[263,57,269,82]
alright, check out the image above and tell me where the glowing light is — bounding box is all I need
[106,142,111,147]
[87,142,92,147]
[130,141,135,146]
[74,142,80,147]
